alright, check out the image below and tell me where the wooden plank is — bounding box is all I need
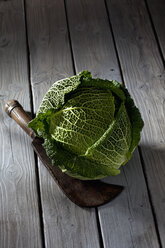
[146,0,165,60]
[106,0,165,247]
[100,150,159,248]
[0,1,42,247]
[66,0,121,82]
[66,0,160,247]
[24,0,100,247]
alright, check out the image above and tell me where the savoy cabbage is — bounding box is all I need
[28,71,144,180]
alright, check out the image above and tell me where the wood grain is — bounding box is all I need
[24,0,100,247]
[106,0,165,246]
[66,0,121,82]
[66,0,160,247]
[0,1,42,247]
[146,0,165,60]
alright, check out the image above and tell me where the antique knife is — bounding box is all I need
[5,100,123,207]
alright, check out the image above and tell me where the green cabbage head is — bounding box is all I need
[28,71,144,180]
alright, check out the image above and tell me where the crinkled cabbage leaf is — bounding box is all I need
[29,71,144,180]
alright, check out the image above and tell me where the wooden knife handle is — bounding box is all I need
[5,100,36,139]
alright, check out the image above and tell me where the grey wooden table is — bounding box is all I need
[0,0,165,247]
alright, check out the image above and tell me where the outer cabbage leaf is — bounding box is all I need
[121,87,144,160]
[42,138,120,180]
[84,102,132,167]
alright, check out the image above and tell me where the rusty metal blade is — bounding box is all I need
[32,137,123,207]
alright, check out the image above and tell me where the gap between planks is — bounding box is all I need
[144,0,165,66]
[23,0,46,247]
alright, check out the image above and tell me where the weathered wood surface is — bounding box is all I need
[0,1,42,247]
[66,0,160,247]
[66,0,121,82]
[1,0,165,247]
[147,0,165,60]
[106,0,165,247]
[25,0,100,247]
